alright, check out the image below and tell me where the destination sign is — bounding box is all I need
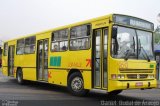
[113,14,154,31]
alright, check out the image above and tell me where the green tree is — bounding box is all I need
[154,26,160,44]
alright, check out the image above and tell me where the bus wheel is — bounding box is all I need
[16,69,24,84]
[108,90,122,95]
[68,72,89,96]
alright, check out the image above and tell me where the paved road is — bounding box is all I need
[0,70,160,106]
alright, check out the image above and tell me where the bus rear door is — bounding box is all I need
[37,39,49,81]
[8,45,15,76]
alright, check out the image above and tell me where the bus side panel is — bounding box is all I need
[14,55,36,70]
[48,69,68,86]
[48,69,92,89]
[2,67,8,76]
[14,54,36,80]
[48,49,92,88]
[2,51,8,76]
[22,68,37,81]
[82,71,92,89]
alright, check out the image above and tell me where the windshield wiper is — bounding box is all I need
[124,49,131,61]
[141,47,150,62]
[138,39,150,62]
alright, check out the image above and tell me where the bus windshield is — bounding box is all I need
[112,26,154,61]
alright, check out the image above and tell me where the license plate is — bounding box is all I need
[135,82,143,87]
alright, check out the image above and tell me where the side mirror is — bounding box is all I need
[112,26,118,38]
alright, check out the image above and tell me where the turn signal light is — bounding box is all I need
[111,74,116,79]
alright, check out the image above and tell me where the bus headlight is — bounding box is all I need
[111,74,125,79]
[117,74,125,79]
[117,75,121,79]
[148,74,154,79]
[121,75,125,79]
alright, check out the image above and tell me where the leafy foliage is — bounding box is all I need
[154,26,160,44]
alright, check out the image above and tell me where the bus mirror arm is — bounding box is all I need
[112,26,117,38]
[114,40,119,55]
[112,26,118,55]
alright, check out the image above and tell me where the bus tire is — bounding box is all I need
[68,72,89,96]
[16,68,24,84]
[108,90,122,95]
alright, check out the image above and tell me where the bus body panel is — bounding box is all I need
[48,50,91,69]
[109,79,157,91]
[22,68,37,81]
[2,67,8,76]
[81,71,92,89]
[108,56,157,92]
[92,18,109,29]
[48,69,68,86]
[48,49,92,89]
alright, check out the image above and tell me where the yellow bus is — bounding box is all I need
[2,14,157,96]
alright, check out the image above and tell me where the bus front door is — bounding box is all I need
[93,28,108,89]
[37,39,48,81]
[8,45,15,76]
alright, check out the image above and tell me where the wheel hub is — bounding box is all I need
[71,77,83,92]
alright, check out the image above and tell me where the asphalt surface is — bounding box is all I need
[0,70,160,106]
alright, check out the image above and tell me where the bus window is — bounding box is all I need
[24,36,36,54]
[70,24,91,50]
[16,39,24,55]
[51,29,68,52]
[4,43,8,56]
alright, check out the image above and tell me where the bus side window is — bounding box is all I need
[3,43,8,56]
[51,29,68,52]
[24,36,36,54]
[16,39,24,55]
[70,24,91,50]
[53,44,58,51]
[62,45,66,51]
[84,40,89,49]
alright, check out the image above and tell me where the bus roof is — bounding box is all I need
[4,13,154,42]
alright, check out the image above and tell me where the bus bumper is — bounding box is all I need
[108,79,157,92]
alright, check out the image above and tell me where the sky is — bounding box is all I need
[0,0,160,42]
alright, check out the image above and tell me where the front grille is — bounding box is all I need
[139,74,148,79]
[127,74,137,79]
[127,74,148,79]
[120,69,153,73]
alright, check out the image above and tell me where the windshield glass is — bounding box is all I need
[112,26,137,59]
[137,30,154,60]
[112,26,154,60]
